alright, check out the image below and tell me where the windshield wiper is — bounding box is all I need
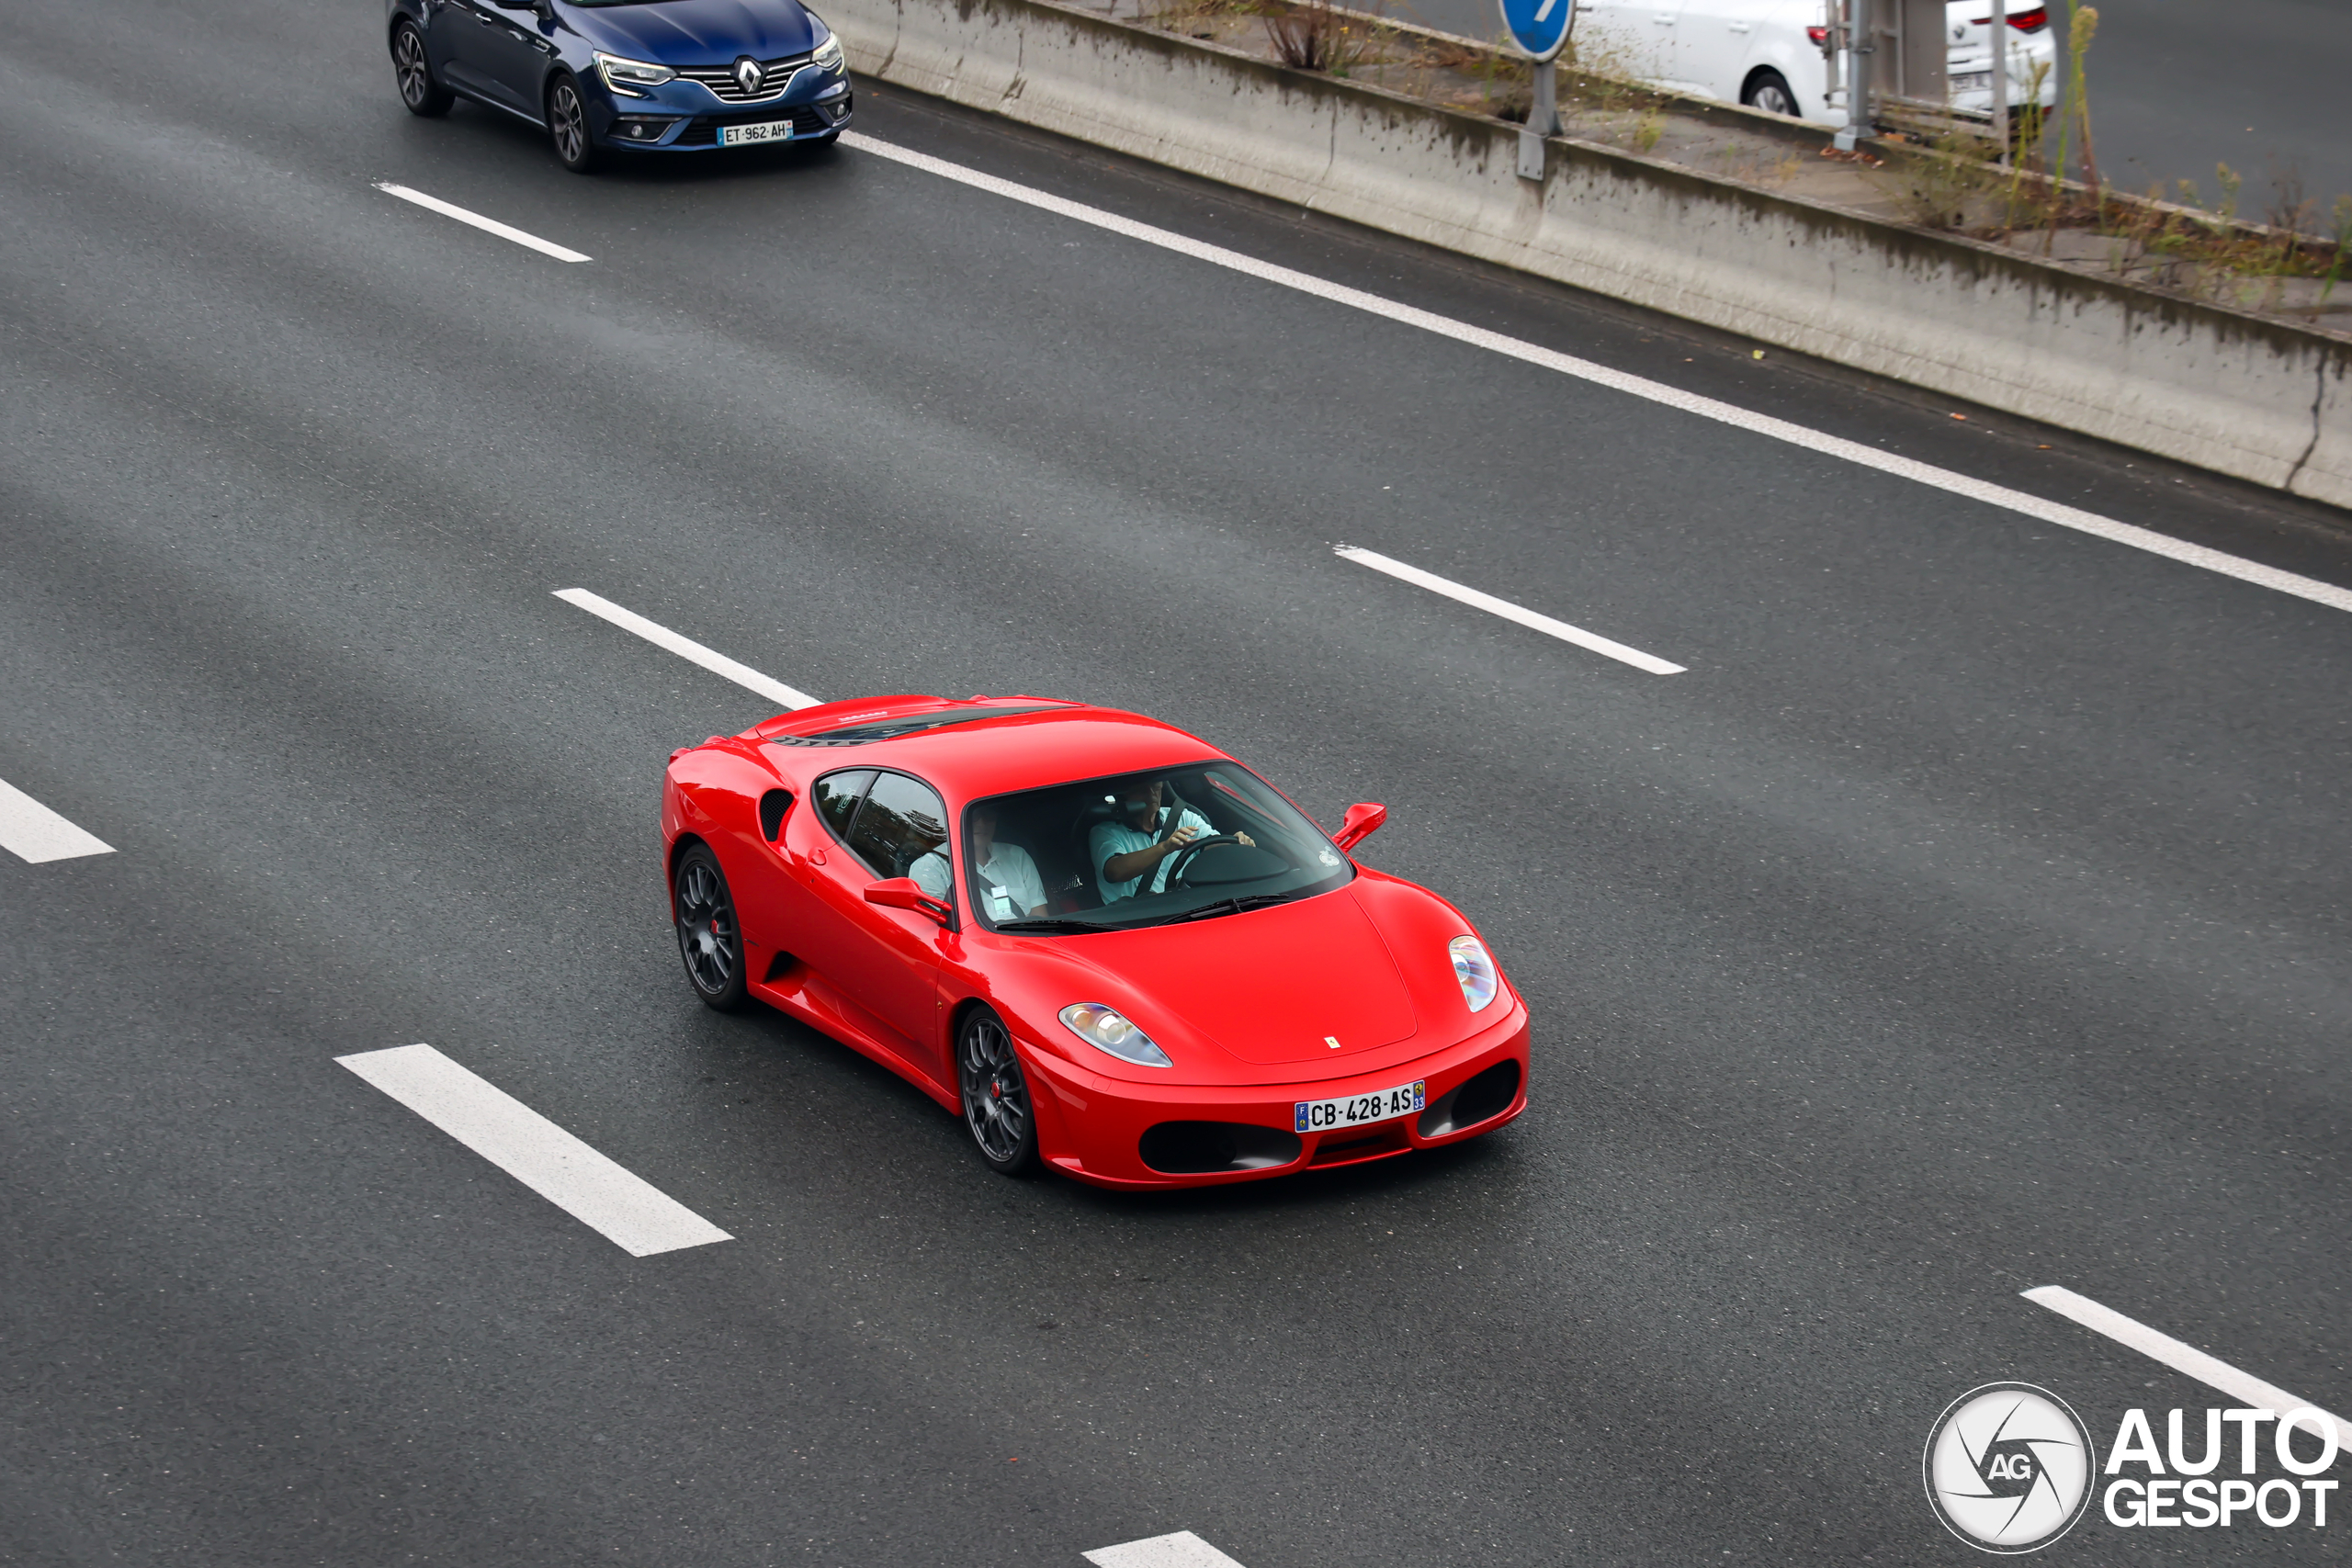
[1161,893,1297,924]
[989,917,1107,934]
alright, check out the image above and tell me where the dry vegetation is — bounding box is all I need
[1124,0,2349,321]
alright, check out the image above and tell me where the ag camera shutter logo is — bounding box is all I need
[1924,1383,2098,1552]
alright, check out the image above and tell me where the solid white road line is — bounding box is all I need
[2024,1286,2347,1435]
[0,777,113,863]
[554,588,821,711]
[375,183,592,263]
[338,1043,731,1257]
[1335,544,1685,673]
[1083,1532,1250,1568]
[841,132,2352,620]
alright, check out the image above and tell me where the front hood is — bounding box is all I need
[1072,891,1419,1067]
[568,0,821,62]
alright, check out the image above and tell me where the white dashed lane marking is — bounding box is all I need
[0,776,113,863]
[339,1043,731,1258]
[1335,545,1686,674]
[842,131,2352,620]
[554,588,820,710]
[2025,1286,2347,1448]
[375,183,593,263]
[1084,1531,1250,1568]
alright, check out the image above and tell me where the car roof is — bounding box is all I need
[745,694,1225,800]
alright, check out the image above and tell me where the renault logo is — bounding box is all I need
[733,56,764,93]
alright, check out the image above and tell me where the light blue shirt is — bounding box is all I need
[910,842,1047,920]
[1090,805,1216,902]
[909,849,951,901]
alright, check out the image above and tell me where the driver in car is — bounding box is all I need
[1091,778,1253,903]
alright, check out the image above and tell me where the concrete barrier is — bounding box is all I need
[826,0,2352,510]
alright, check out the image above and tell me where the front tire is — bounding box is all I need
[391,21,454,117]
[673,845,748,1012]
[548,74,600,174]
[956,1009,1039,1176]
[1741,68,1799,118]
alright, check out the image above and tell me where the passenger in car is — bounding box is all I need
[920,804,1048,921]
[1091,778,1253,903]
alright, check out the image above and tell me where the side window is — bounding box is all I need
[846,772,951,885]
[811,771,875,842]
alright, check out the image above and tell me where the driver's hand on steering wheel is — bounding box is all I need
[1236,830,1256,848]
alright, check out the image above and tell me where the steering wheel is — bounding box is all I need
[1165,834,1242,887]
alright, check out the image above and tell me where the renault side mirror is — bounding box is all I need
[1331,802,1387,852]
[865,876,953,926]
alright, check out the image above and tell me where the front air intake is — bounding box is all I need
[1416,1060,1521,1138]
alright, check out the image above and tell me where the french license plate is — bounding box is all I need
[719,118,794,147]
[1951,70,1992,90]
[1295,1079,1425,1134]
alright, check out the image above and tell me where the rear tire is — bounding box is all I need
[1741,68,1798,118]
[673,845,748,1012]
[956,1008,1039,1176]
[391,21,454,117]
[548,74,600,173]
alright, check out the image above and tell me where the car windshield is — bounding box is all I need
[962,761,1352,934]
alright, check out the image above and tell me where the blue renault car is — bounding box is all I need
[387,0,853,172]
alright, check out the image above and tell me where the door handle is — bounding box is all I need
[1728,20,1751,31]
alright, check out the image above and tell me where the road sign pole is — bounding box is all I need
[1529,54,1560,137]
[1500,0,1571,179]
[1834,0,1873,152]
[1988,0,2008,161]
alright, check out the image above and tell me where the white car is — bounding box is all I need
[1573,1,2060,129]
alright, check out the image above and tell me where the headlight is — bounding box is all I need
[1059,1003,1172,1068]
[1449,935,1498,1012]
[810,31,844,73]
[594,51,675,97]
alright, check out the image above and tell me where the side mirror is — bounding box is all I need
[865,876,953,926]
[1331,802,1387,852]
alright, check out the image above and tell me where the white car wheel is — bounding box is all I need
[1742,69,1799,118]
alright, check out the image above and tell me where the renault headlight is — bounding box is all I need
[594,51,676,97]
[1059,1003,1172,1068]
[1449,935,1498,1012]
[810,31,845,73]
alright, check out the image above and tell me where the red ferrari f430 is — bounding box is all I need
[662,695,1529,1187]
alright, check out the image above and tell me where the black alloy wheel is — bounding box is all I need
[548,75,599,173]
[956,1009,1038,1176]
[673,845,747,1011]
[392,22,454,117]
[1742,68,1798,118]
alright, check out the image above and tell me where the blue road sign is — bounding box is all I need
[1498,0,1572,61]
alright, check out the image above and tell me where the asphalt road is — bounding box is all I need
[1396,0,2352,223]
[4,2,2351,1564]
